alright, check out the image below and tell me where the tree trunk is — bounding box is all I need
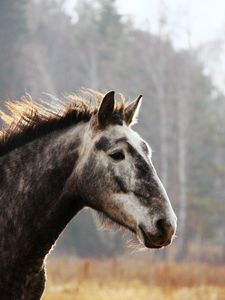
[176,92,188,260]
[159,94,168,189]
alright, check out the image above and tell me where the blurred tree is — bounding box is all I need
[72,0,128,90]
[56,210,124,257]
[0,0,28,99]
[0,0,225,261]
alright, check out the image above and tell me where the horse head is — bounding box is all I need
[76,91,177,248]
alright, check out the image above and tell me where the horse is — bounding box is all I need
[0,90,177,299]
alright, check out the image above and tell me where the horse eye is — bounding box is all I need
[109,151,125,161]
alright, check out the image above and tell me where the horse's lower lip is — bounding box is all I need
[136,225,170,249]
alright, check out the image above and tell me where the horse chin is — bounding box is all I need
[94,211,136,234]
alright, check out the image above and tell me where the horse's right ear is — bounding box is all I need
[124,95,142,126]
[97,91,115,128]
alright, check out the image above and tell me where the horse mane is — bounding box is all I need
[0,90,125,156]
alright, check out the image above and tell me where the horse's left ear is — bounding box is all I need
[124,95,142,126]
[98,91,115,127]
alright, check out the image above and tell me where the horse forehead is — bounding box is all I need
[106,125,145,148]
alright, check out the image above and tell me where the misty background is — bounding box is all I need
[0,0,225,262]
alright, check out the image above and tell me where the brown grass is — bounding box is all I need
[43,257,225,300]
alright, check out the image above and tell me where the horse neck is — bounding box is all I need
[0,122,86,269]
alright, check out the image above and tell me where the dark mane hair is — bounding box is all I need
[0,91,125,156]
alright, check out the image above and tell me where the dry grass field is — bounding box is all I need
[43,257,225,300]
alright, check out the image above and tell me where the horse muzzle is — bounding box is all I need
[137,218,176,248]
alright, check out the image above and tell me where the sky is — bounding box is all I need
[118,0,225,48]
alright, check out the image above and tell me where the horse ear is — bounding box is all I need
[124,95,142,126]
[98,91,115,127]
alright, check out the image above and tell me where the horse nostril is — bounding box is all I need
[156,218,174,237]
